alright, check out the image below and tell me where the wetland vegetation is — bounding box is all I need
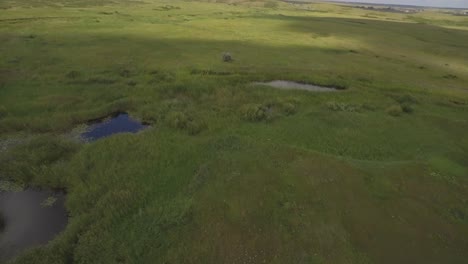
[0,0,467,263]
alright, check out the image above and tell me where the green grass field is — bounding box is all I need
[1,0,468,263]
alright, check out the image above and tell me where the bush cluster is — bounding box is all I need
[326,101,363,112]
[166,111,206,135]
[240,104,269,122]
[386,94,417,116]
[240,99,299,122]
[385,105,403,116]
[401,103,414,113]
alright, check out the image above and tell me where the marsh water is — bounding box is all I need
[0,189,67,261]
[81,113,148,141]
[254,80,339,92]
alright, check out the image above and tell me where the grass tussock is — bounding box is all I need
[0,135,80,186]
[166,111,206,135]
[325,101,368,112]
[240,98,299,122]
[385,105,404,116]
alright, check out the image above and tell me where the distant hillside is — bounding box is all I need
[0,0,144,8]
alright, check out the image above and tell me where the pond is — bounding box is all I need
[81,112,148,141]
[253,80,340,92]
[0,188,67,262]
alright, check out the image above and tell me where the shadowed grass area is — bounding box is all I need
[0,0,468,263]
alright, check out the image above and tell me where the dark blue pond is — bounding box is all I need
[81,113,148,141]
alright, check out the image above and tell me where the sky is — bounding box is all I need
[336,0,468,8]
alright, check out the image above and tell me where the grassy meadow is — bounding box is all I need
[1,0,468,263]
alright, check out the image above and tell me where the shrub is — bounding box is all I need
[222,52,232,62]
[326,101,361,112]
[282,102,297,116]
[275,98,299,116]
[386,105,403,116]
[240,99,299,122]
[240,104,268,122]
[401,103,414,114]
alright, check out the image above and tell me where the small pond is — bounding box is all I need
[81,113,148,141]
[0,188,67,262]
[253,80,340,92]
